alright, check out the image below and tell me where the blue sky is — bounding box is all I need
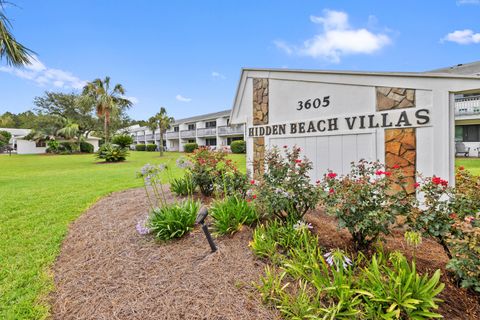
[1,0,479,121]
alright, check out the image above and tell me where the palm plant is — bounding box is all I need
[56,120,80,150]
[0,0,34,66]
[147,115,158,150]
[151,107,174,156]
[82,76,132,142]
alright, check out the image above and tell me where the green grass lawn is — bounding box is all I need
[0,151,246,319]
[455,157,480,176]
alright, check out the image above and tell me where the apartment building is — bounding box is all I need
[125,109,245,152]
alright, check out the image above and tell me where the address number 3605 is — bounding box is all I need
[297,96,330,111]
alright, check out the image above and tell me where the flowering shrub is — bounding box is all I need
[188,147,247,197]
[253,146,322,221]
[447,212,480,293]
[321,160,414,250]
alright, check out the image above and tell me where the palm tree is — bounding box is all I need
[149,107,174,156]
[147,115,158,150]
[56,120,80,151]
[82,76,132,142]
[0,1,34,66]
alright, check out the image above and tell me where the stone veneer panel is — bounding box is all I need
[253,78,269,125]
[376,87,415,111]
[385,128,416,194]
[253,137,265,179]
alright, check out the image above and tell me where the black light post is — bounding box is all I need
[196,206,217,252]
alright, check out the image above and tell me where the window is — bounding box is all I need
[463,125,480,142]
[205,138,217,146]
[188,139,195,143]
[188,124,195,131]
[226,118,230,125]
[455,126,463,142]
[205,121,216,128]
[174,126,179,132]
[35,141,46,147]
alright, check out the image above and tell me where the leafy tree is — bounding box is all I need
[0,0,34,66]
[82,77,132,142]
[0,129,11,147]
[147,115,158,148]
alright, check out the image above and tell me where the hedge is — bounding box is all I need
[136,144,146,151]
[230,140,246,154]
[80,141,94,153]
[183,143,198,153]
[146,144,157,151]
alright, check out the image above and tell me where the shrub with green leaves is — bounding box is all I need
[146,143,157,151]
[112,134,134,148]
[230,140,246,154]
[0,130,12,147]
[253,146,322,221]
[148,199,200,240]
[209,195,259,235]
[183,142,198,153]
[46,140,60,153]
[170,173,196,196]
[96,143,129,162]
[80,141,94,153]
[135,144,146,151]
[321,160,414,250]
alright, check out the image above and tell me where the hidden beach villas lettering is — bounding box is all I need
[248,109,430,137]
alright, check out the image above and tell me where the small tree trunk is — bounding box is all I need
[159,129,164,157]
[104,115,108,142]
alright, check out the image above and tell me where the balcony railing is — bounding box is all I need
[217,124,245,136]
[166,131,180,139]
[180,130,196,139]
[145,134,154,140]
[455,95,480,116]
[196,127,217,137]
[154,133,166,140]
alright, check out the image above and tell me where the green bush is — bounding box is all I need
[111,134,134,148]
[80,141,94,153]
[135,144,146,151]
[230,140,246,153]
[183,142,198,153]
[170,173,196,196]
[146,143,157,151]
[210,195,259,235]
[96,143,129,162]
[148,199,200,240]
[59,141,76,154]
[46,140,60,153]
[0,130,12,147]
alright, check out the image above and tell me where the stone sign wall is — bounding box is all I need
[376,86,415,111]
[252,78,269,178]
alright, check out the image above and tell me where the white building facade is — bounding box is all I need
[230,68,480,190]
[124,110,245,152]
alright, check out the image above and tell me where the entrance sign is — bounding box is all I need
[230,69,480,189]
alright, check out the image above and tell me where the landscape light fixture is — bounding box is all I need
[196,206,217,252]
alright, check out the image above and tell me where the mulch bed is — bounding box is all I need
[50,188,279,320]
[51,189,479,319]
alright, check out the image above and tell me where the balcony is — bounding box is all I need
[180,130,196,139]
[166,131,180,139]
[155,133,166,140]
[217,124,245,136]
[455,95,480,116]
[145,134,154,140]
[196,127,216,137]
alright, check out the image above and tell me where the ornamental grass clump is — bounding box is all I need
[148,199,200,240]
[320,160,415,250]
[209,195,259,235]
[253,146,322,221]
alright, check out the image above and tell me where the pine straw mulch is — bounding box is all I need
[50,188,279,320]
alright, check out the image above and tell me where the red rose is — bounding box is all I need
[414,182,420,188]
[329,188,335,194]
[327,172,337,179]
[375,170,384,176]
[250,179,256,185]
[295,159,302,164]
[449,213,457,219]
[252,194,257,199]
[384,171,392,176]
[392,164,400,169]
[432,177,442,185]
[459,166,464,171]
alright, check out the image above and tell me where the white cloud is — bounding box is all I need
[121,95,139,104]
[442,29,480,44]
[211,71,226,80]
[457,0,480,5]
[176,94,192,102]
[275,9,391,63]
[0,56,86,89]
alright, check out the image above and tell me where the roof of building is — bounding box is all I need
[428,61,480,76]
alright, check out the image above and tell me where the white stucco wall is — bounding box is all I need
[16,139,46,154]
